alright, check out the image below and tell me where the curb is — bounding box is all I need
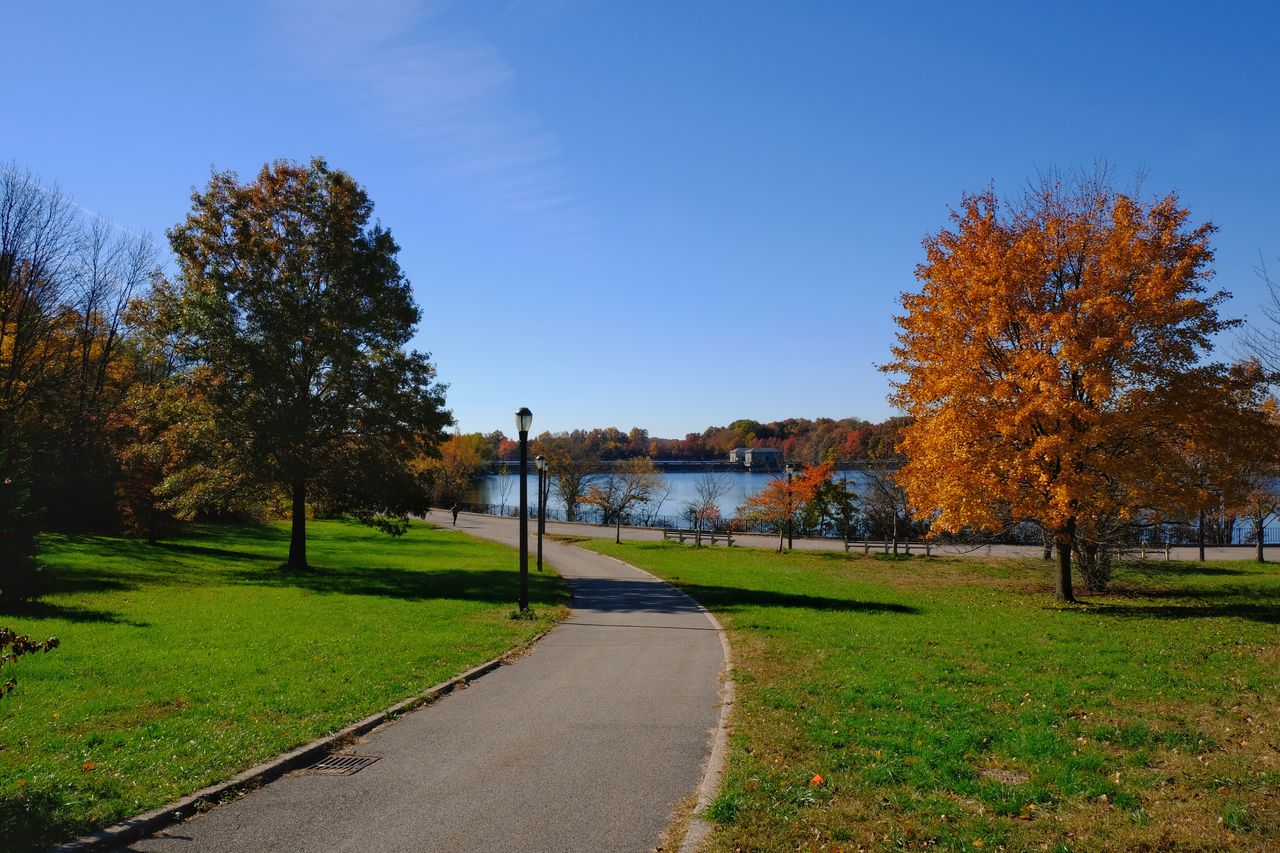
[678,603,734,853]
[50,632,553,853]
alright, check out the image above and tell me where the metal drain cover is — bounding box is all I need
[302,754,381,776]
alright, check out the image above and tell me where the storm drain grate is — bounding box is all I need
[301,754,382,776]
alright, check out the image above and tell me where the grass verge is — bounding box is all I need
[581,540,1279,852]
[0,519,566,850]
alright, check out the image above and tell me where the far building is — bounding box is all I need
[729,447,782,468]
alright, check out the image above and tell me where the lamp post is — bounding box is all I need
[785,464,794,550]
[516,407,533,612]
[535,454,547,572]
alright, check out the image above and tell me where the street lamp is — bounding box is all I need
[785,464,795,550]
[516,407,533,612]
[535,455,547,572]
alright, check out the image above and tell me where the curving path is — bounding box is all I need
[124,512,726,853]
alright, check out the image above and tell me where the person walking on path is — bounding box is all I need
[450,503,460,525]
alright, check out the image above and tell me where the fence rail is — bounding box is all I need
[447,503,1278,548]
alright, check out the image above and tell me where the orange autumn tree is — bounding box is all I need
[740,461,833,552]
[885,172,1234,602]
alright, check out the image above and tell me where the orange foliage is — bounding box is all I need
[885,175,1240,597]
[741,462,833,535]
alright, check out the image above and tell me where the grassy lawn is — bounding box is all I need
[581,540,1279,852]
[0,519,566,851]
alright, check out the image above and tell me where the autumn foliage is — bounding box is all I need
[740,461,834,551]
[886,172,1254,600]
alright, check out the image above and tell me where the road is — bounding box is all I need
[125,513,726,853]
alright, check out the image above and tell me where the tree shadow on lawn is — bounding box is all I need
[225,564,566,605]
[0,598,145,626]
[669,580,919,616]
[1114,562,1252,578]
[1069,601,1280,624]
[0,781,83,853]
[149,540,279,564]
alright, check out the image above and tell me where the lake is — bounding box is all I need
[470,469,875,526]
[468,470,1276,544]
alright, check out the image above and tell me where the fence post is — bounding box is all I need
[925,540,932,557]
[883,538,889,555]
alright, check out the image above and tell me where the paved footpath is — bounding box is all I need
[126,513,725,853]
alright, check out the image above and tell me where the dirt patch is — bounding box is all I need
[979,767,1030,785]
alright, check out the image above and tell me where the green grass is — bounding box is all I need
[0,519,566,850]
[580,540,1280,852]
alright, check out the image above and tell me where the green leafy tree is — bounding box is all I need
[159,158,451,569]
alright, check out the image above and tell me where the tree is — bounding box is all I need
[685,471,733,546]
[805,473,860,541]
[860,468,915,549]
[159,159,451,569]
[1152,361,1280,565]
[886,171,1232,601]
[0,164,158,529]
[739,462,832,551]
[579,458,666,543]
[534,432,597,522]
[421,432,488,508]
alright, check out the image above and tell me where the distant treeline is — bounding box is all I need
[466,416,910,465]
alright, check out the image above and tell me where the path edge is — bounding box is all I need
[676,599,734,853]
[48,629,554,853]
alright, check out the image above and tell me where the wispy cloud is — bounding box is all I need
[259,0,587,234]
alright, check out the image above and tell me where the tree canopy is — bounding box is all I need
[159,158,451,568]
[885,171,1253,600]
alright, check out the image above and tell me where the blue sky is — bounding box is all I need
[9,1,1279,437]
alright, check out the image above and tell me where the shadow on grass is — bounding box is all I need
[1071,602,1280,624]
[0,599,146,626]
[671,580,919,615]
[1114,562,1252,577]
[1103,585,1280,602]
[0,782,83,853]
[225,564,566,605]
[149,541,278,564]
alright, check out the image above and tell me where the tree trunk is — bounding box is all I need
[615,517,621,544]
[1198,508,1206,562]
[288,478,308,570]
[777,528,784,553]
[1054,519,1077,603]
[1256,516,1266,563]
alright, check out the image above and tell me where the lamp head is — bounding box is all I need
[515,407,533,434]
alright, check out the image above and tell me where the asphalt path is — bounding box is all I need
[125,513,725,853]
